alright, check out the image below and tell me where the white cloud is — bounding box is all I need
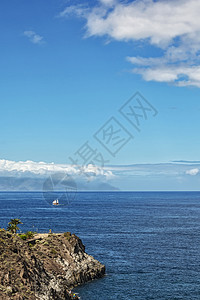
[0,159,113,180]
[62,0,200,45]
[58,4,89,18]
[24,31,44,44]
[60,0,200,87]
[186,168,200,176]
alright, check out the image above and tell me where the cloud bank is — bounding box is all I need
[60,0,200,87]
[1,159,200,191]
[0,159,113,179]
[0,159,116,191]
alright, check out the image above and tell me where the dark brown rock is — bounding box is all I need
[0,230,105,299]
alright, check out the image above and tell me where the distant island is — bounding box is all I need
[0,224,105,299]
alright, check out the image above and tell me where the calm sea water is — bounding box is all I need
[1,191,200,299]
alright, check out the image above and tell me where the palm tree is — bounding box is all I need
[7,218,23,234]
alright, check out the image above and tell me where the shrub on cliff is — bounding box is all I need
[19,233,27,240]
[19,231,35,240]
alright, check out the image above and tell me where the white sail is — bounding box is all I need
[52,199,58,205]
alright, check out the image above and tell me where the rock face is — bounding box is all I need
[0,230,105,300]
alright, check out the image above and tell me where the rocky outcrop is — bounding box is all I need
[0,230,105,299]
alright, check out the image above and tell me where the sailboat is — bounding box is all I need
[52,199,59,206]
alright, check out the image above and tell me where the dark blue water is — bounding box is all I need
[1,192,200,299]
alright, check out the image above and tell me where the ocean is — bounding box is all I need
[1,191,200,299]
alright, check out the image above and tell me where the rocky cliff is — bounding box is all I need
[0,230,105,299]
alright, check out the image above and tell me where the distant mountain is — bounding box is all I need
[0,176,119,191]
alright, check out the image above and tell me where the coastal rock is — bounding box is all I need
[0,230,105,299]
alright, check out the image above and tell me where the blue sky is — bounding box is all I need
[1,0,200,190]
